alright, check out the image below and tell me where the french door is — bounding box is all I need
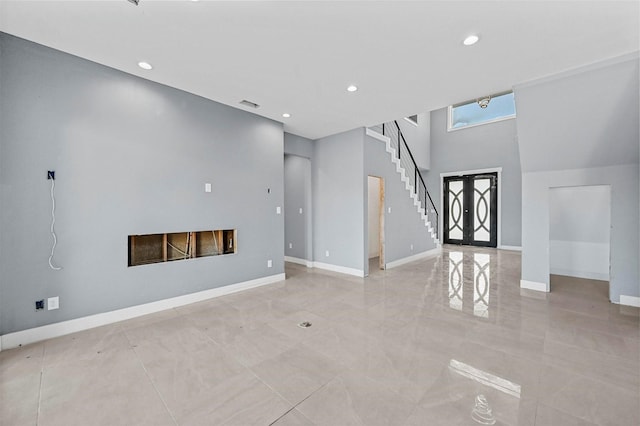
[443,173,497,247]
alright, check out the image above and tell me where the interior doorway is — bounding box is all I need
[443,172,498,247]
[367,176,385,271]
[548,185,611,299]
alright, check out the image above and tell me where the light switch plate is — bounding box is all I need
[267,260,273,268]
[205,183,212,193]
[276,206,281,214]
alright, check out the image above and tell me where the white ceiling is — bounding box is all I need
[1,1,638,140]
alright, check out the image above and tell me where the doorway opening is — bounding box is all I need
[443,172,498,247]
[367,176,385,272]
[548,185,611,300]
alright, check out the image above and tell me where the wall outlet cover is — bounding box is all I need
[276,206,281,214]
[48,296,59,310]
[267,260,273,268]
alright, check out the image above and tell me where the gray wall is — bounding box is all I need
[284,154,312,261]
[426,107,522,247]
[396,112,431,170]
[312,129,365,272]
[516,54,639,173]
[364,134,437,275]
[0,33,284,335]
[284,132,314,159]
[515,54,639,302]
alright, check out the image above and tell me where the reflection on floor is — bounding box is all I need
[1,245,638,425]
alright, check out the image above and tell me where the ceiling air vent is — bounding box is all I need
[239,100,260,109]
[127,0,139,5]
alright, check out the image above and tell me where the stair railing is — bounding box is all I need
[381,121,439,239]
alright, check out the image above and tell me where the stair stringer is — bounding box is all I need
[366,128,440,245]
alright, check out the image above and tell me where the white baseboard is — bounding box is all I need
[520,279,548,292]
[620,295,640,308]
[550,268,609,282]
[385,247,442,269]
[0,273,286,351]
[498,245,522,251]
[286,256,364,277]
[284,256,313,267]
[312,261,365,277]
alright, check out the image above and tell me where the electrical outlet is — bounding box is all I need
[289,243,292,249]
[35,300,44,310]
[325,250,329,257]
[47,170,55,180]
[410,244,414,251]
[205,183,211,193]
[388,207,392,213]
[267,259,273,268]
[299,208,303,214]
[276,206,281,214]
[48,296,59,310]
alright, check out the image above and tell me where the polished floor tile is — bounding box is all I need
[1,245,638,425]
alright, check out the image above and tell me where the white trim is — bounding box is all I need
[619,295,640,308]
[440,167,503,248]
[0,273,285,351]
[365,128,389,144]
[440,167,503,178]
[284,256,313,267]
[550,268,609,282]
[447,112,516,132]
[520,279,548,292]
[403,116,419,127]
[312,261,365,277]
[515,51,639,90]
[385,247,442,269]
[498,245,522,251]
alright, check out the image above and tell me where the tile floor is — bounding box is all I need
[1,246,639,425]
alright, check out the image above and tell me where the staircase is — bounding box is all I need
[367,121,440,246]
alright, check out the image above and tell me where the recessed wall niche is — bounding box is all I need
[128,229,236,267]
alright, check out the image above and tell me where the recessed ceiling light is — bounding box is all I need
[347,85,358,92]
[137,61,153,70]
[282,113,291,118]
[463,35,479,46]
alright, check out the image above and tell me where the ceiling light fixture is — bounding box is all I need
[463,35,479,46]
[477,96,491,108]
[137,61,153,70]
[347,85,358,92]
[282,113,291,118]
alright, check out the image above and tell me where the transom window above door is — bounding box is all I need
[448,91,516,131]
